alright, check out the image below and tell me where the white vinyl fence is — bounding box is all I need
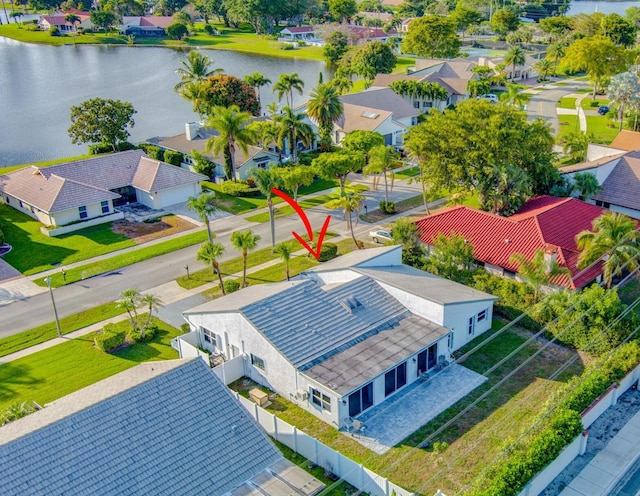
[519,362,640,496]
[210,355,413,496]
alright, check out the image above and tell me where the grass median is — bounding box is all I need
[34,230,207,288]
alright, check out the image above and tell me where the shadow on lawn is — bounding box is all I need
[0,363,44,404]
[111,328,173,362]
[398,325,586,449]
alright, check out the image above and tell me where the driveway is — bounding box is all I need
[524,79,590,135]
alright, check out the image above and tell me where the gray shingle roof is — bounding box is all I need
[0,359,283,495]
[132,156,206,192]
[593,151,640,211]
[339,88,419,120]
[241,276,408,368]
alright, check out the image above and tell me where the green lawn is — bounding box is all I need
[586,116,620,144]
[556,114,580,143]
[0,302,124,358]
[203,177,340,215]
[0,205,136,275]
[0,317,182,411]
[581,98,609,110]
[34,230,207,288]
[393,166,421,179]
[0,22,325,60]
[1,153,105,173]
[243,184,369,223]
[557,97,577,110]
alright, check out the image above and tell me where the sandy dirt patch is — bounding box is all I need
[111,215,197,244]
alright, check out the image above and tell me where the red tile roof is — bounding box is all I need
[414,196,609,289]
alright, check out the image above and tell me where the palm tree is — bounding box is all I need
[273,72,304,108]
[196,241,226,295]
[186,192,218,244]
[307,83,343,151]
[118,287,142,332]
[330,77,353,95]
[501,83,530,109]
[547,42,565,77]
[572,172,601,201]
[141,293,163,330]
[274,242,293,281]
[326,191,365,249]
[178,81,208,120]
[244,72,271,115]
[230,229,261,287]
[365,145,400,203]
[562,131,590,162]
[276,106,314,163]
[576,212,640,288]
[504,45,526,82]
[65,13,80,38]
[205,105,257,181]
[533,58,553,82]
[174,51,223,92]
[509,249,572,302]
[248,167,281,248]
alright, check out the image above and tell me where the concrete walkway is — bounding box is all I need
[560,409,640,496]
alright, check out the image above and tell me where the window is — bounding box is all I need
[468,316,475,335]
[348,382,373,417]
[251,353,265,370]
[423,101,432,108]
[385,362,407,397]
[79,205,88,219]
[101,201,109,214]
[477,309,487,322]
[413,101,420,109]
[310,388,331,412]
[202,328,219,348]
[19,200,24,208]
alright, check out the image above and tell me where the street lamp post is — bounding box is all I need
[184,265,190,279]
[44,276,62,338]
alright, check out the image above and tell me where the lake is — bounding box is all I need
[0,38,329,166]
[567,0,640,15]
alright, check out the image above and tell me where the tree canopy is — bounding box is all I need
[402,15,461,58]
[342,40,396,80]
[405,99,558,215]
[490,8,520,36]
[68,98,136,152]
[200,74,259,116]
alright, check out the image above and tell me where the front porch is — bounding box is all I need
[345,364,487,454]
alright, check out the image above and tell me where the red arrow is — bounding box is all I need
[271,188,331,260]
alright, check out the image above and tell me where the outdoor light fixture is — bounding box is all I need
[412,357,417,363]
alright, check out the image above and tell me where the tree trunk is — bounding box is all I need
[205,220,213,244]
[383,171,389,203]
[242,252,248,287]
[216,262,226,295]
[348,214,360,249]
[285,261,290,281]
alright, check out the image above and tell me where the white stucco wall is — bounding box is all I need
[586,145,624,162]
[136,189,155,209]
[156,183,201,208]
[374,281,445,325]
[443,301,494,350]
[562,159,618,184]
[609,203,640,220]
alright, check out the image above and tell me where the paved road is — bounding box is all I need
[525,79,589,134]
[0,175,423,337]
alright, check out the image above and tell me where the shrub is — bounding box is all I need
[116,141,136,151]
[167,22,188,40]
[94,324,126,352]
[88,143,113,154]
[129,324,158,343]
[280,43,295,50]
[49,26,60,36]
[180,323,191,333]
[163,150,183,166]
[224,279,240,294]
[220,181,250,196]
[139,144,163,160]
[318,243,338,262]
[379,200,396,214]
[0,228,4,245]
[204,24,217,35]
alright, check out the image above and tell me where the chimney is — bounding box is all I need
[544,246,558,273]
[185,122,199,141]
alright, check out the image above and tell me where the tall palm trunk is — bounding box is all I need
[268,197,276,248]
[383,171,389,203]
[215,262,226,295]
[242,251,248,287]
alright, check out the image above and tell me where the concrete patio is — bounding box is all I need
[347,364,487,454]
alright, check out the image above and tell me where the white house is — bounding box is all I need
[0,150,206,233]
[180,246,496,429]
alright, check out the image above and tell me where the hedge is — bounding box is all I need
[318,243,338,262]
[94,324,127,352]
[163,150,183,166]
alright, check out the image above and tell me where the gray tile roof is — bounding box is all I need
[0,150,205,213]
[593,151,640,211]
[339,88,419,120]
[0,359,283,495]
[305,314,450,395]
[242,276,408,368]
[303,245,401,272]
[354,265,498,305]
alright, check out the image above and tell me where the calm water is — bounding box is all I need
[0,38,329,166]
[567,0,640,15]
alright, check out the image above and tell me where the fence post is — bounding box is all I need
[611,383,619,406]
[385,478,390,496]
[314,438,319,465]
[293,426,298,453]
[254,402,259,423]
[359,464,364,492]
[274,413,279,440]
[579,430,589,455]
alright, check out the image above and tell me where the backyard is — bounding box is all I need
[231,323,587,495]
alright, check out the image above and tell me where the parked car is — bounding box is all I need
[598,106,610,116]
[369,229,393,244]
[477,94,498,103]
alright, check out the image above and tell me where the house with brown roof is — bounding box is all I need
[0,150,206,235]
[414,196,609,290]
[119,16,174,36]
[38,9,92,33]
[560,149,640,220]
[373,58,480,111]
[585,130,640,162]
[149,123,280,181]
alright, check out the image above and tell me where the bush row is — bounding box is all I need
[94,324,126,352]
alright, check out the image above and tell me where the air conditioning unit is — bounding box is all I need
[296,390,308,401]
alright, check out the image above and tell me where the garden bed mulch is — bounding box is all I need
[111,216,197,244]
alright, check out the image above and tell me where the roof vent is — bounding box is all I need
[504,239,510,244]
[231,425,238,435]
[339,296,363,313]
